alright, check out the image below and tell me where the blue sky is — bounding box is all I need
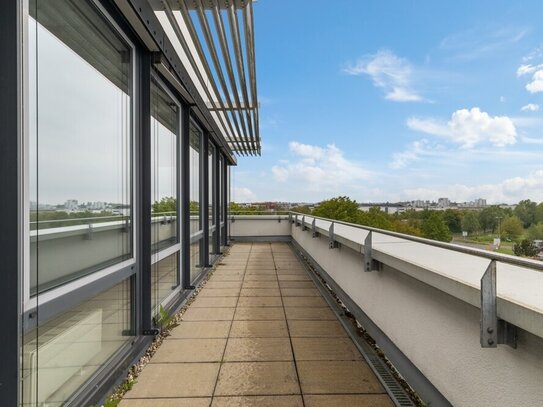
[232,0,543,204]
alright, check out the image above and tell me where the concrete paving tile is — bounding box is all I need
[125,363,219,398]
[199,288,241,297]
[205,281,243,289]
[287,320,348,337]
[240,288,281,297]
[277,274,311,281]
[183,307,235,321]
[215,362,299,396]
[284,307,336,321]
[191,297,239,308]
[297,361,385,394]
[304,395,394,407]
[236,296,283,307]
[281,288,321,297]
[211,395,303,407]
[170,321,231,339]
[279,281,316,289]
[243,275,278,281]
[152,339,227,363]
[282,297,328,307]
[120,398,211,407]
[230,320,289,337]
[234,307,285,321]
[242,281,279,289]
[291,338,362,361]
[223,338,293,361]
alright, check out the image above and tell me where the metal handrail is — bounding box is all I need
[289,211,543,272]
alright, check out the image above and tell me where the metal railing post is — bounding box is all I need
[329,222,339,249]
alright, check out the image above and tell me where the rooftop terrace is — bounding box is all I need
[121,242,394,406]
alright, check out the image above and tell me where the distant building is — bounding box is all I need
[437,198,450,208]
[64,199,79,211]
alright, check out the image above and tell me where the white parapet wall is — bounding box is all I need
[231,215,543,407]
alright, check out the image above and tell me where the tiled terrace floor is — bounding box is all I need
[121,242,393,407]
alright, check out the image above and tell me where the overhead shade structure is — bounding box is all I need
[151,0,260,156]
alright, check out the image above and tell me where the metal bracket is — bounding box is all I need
[295,214,299,227]
[289,213,293,224]
[312,218,319,238]
[363,231,380,272]
[278,216,281,223]
[231,216,235,223]
[142,328,160,336]
[84,224,93,240]
[329,222,339,249]
[301,216,307,231]
[480,260,518,348]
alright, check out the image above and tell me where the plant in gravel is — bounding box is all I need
[154,305,179,332]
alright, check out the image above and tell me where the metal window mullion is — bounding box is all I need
[210,3,251,147]
[139,51,153,333]
[0,0,21,402]
[226,3,255,151]
[163,0,241,155]
[223,158,229,245]
[193,0,249,154]
[213,143,220,253]
[201,131,210,267]
[180,104,192,289]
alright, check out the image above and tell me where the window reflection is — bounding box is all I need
[151,78,179,253]
[29,0,133,295]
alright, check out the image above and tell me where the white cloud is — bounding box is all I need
[343,49,422,102]
[232,187,256,202]
[521,103,540,112]
[407,107,517,148]
[272,142,372,192]
[517,63,543,93]
[390,139,429,169]
[402,169,543,204]
[526,70,543,93]
[499,96,506,102]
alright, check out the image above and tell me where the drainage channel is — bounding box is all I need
[289,242,419,407]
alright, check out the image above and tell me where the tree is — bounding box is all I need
[501,216,524,240]
[313,196,361,223]
[421,212,452,242]
[514,199,537,228]
[478,206,506,233]
[526,223,543,240]
[152,197,176,214]
[513,239,539,257]
[359,207,393,229]
[536,203,543,224]
[461,211,480,235]
[442,209,462,233]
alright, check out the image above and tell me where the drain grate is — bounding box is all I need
[291,245,417,407]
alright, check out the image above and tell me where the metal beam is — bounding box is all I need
[193,0,249,154]
[226,3,255,149]
[243,0,260,153]
[181,105,192,288]
[162,0,242,155]
[211,2,251,152]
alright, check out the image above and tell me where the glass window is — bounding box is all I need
[151,78,179,253]
[151,253,178,315]
[22,279,132,405]
[28,0,133,295]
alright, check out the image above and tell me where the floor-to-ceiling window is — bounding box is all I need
[150,77,180,315]
[189,121,203,282]
[24,0,134,404]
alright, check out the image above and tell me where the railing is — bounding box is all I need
[229,211,543,407]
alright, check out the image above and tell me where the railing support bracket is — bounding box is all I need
[312,218,319,238]
[329,222,339,249]
[363,231,381,272]
[480,260,518,349]
[301,216,307,231]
